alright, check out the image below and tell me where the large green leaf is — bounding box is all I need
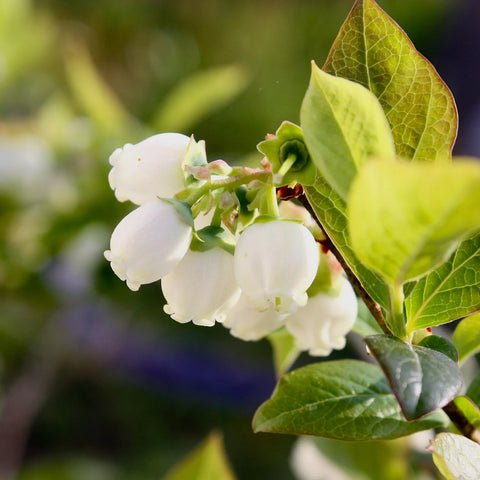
[310,437,410,480]
[162,432,236,480]
[304,181,390,309]
[323,0,457,162]
[451,313,480,365]
[252,359,446,440]
[348,160,480,286]
[429,433,480,480]
[365,335,462,420]
[300,62,395,200]
[154,64,249,133]
[406,234,480,331]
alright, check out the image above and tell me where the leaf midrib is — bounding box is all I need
[408,243,480,328]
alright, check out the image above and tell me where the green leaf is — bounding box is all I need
[452,396,480,430]
[252,359,447,440]
[406,233,480,331]
[417,335,458,363]
[323,0,458,162]
[352,300,383,337]
[348,159,480,286]
[429,433,480,480]
[304,181,390,309]
[300,62,395,200]
[365,335,463,420]
[452,313,480,365]
[64,41,132,135]
[267,328,301,377]
[162,432,236,480]
[310,436,410,480]
[154,64,249,133]
[466,372,480,407]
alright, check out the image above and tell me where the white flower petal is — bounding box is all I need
[234,220,319,314]
[286,278,358,356]
[162,248,241,326]
[108,133,189,205]
[105,200,192,290]
[223,293,288,341]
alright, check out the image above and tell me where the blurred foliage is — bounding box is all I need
[0,0,466,478]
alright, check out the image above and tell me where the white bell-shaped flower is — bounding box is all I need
[223,293,288,341]
[285,277,358,356]
[234,220,319,314]
[108,133,189,205]
[162,248,241,327]
[104,199,192,291]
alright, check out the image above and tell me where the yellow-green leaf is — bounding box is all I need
[301,62,395,200]
[406,233,480,330]
[348,159,480,287]
[323,0,458,162]
[452,313,480,365]
[162,432,236,480]
[154,64,249,133]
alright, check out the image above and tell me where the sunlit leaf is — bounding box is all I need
[64,40,132,135]
[323,0,458,162]
[406,233,480,331]
[429,433,480,480]
[301,62,395,200]
[348,159,480,286]
[304,181,390,309]
[452,313,480,365]
[253,359,447,440]
[162,432,236,480]
[154,64,250,133]
[365,335,462,420]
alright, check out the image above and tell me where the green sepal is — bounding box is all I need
[160,198,194,228]
[190,226,235,255]
[181,135,207,186]
[417,335,458,363]
[235,186,255,226]
[257,121,316,186]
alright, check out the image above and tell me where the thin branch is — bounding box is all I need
[443,400,480,444]
[298,192,391,335]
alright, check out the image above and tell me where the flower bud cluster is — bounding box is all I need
[104,133,358,356]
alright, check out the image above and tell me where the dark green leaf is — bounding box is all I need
[253,359,446,440]
[417,335,458,363]
[466,372,480,408]
[365,335,463,420]
[323,0,458,162]
[406,233,480,331]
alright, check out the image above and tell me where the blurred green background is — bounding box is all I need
[0,0,478,478]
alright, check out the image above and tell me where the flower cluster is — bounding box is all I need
[104,132,358,356]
